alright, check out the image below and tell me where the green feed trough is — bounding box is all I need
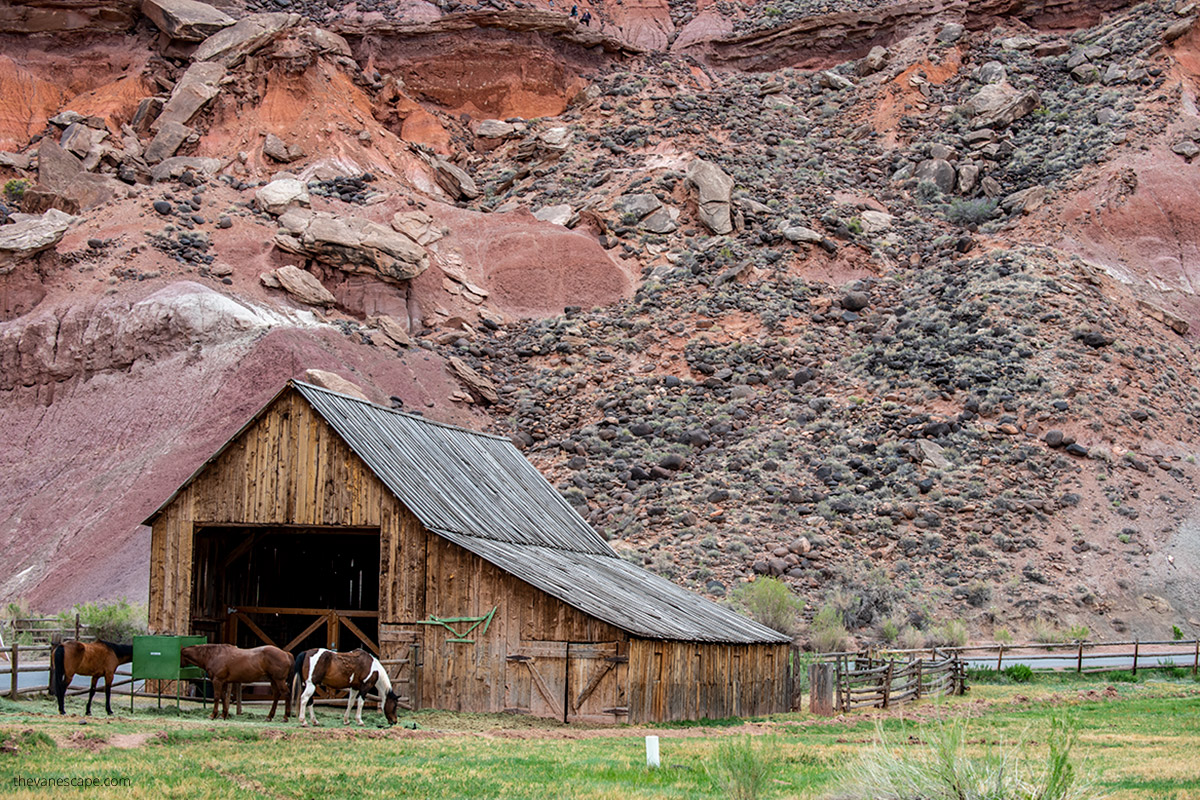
[132,635,207,711]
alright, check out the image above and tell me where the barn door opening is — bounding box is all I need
[190,525,380,653]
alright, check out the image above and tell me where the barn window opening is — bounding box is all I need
[190,525,380,653]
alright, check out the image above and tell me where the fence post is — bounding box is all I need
[996,644,1003,673]
[75,613,80,641]
[914,659,923,700]
[9,642,18,700]
[1193,640,1198,677]
[880,660,894,709]
[1132,639,1139,676]
[809,662,837,716]
[1076,641,1083,674]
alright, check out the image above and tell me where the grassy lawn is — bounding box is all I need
[1,677,1198,798]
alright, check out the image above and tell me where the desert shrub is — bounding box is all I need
[899,626,926,650]
[728,577,804,636]
[810,604,850,652]
[994,627,1014,644]
[925,619,969,648]
[1173,625,1184,641]
[1065,625,1089,642]
[3,178,29,203]
[1004,664,1034,683]
[835,717,1093,800]
[60,599,147,643]
[945,197,999,226]
[706,735,781,800]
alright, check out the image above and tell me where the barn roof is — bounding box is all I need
[148,380,790,645]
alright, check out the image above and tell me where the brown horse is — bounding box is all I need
[181,644,293,721]
[51,640,134,716]
[292,648,398,727]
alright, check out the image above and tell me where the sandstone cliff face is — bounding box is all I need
[0,0,1198,642]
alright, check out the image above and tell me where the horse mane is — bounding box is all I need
[102,640,134,659]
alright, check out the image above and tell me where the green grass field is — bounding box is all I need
[2,678,1198,799]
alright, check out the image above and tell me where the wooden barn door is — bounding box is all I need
[507,641,568,721]
[567,642,627,723]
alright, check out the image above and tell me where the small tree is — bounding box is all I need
[729,577,803,636]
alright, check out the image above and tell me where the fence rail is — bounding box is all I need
[880,639,1200,676]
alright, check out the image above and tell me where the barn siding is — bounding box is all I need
[626,639,790,723]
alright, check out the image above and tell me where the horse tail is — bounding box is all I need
[290,650,306,706]
[51,643,66,706]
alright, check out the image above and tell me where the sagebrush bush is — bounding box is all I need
[706,735,781,800]
[945,197,999,226]
[1005,664,1034,683]
[925,619,969,648]
[834,717,1094,800]
[729,577,803,636]
[60,599,147,643]
[810,604,849,652]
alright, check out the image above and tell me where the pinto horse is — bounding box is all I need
[292,648,398,727]
[50,640,134,716]
[181,644,293,721]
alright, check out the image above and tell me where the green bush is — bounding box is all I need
[1173,625,1184,641]
[705,735,780,800]
[1005,664,1034,683]
[729,577,803,636]
[945,197,999,227]
[59,599,147,643]
[3,178,29,203]
[925,619,968,648]
[810,604,849,652]
[836,717,1092,800]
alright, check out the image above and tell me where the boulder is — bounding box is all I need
[686,159,734,235]
[0,152,31,171]
[0,209,76,273]
[155,61,226,129]
[255,178,310,215]
[390,210,443,245]
[60,123,105,158]
[641,207,678,234]
[150,156,222,182]
[859,210,893,232]
[613,193,662,219]
[194,12,299,67]
[915,158,956,193]
[780,224,823,244]
[143,121,194,164]
[447,356,498,405]
[475,119,515,139]
[262,132,303,163]
[968,83,1040,129]
[263,264,335,306]
[370,314,412,347]
[432,158,480,200]
[274,210,429,284]
[36,139,83,193]
[532,204,573,227]
[302,369,370,402]
[538,127,571,150]
[857,45,888,76]
[140,0,233,41]
[818,70,854,90]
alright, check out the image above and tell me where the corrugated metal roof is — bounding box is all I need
[436,531,791,644]
[296,382,788,644]
[295,381,613,555]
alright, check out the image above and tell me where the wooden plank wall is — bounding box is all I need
[418,533,627,717]
[148,391,396,635]
[625,639,790,723]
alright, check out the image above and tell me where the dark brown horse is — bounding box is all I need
[181,644,293,721]
[50,640,134,716]
[292,648,398,726]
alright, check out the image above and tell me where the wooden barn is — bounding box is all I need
[144,380,791,723]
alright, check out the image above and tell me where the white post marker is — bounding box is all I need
[646,735,660,768]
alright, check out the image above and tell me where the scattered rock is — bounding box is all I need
[303,368,370,401]
[255,178,310,215]
[915,158,956,193]
[391,210,443,245]
[968,83,1040,130]
[144,121,194,164]
[264,264,334,306]
[447,356,498,405]
[532,204,574,227]
[262,133,303,163]
[193,12,299,68]
[432,158,481,201]
[686,159,734,235]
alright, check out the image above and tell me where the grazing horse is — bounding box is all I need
[181,644,293,721]
[292,648,398,727]
[50,640,133,716]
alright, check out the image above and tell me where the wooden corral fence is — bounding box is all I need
[804,650,966,715]
[0,639,417,713]
[882,639,1200,677]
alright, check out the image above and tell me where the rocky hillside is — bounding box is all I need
[2,0,1198,644]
